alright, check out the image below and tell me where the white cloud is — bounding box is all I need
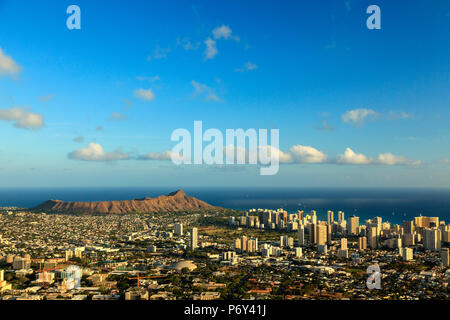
[317,120,334,131]
[289,145,328,163]
[108,112,128,121]
[68,142,130,161]
[236,61,258,72]
[336,148,371,165]
[387,111,412,120]
[136,75,160,82]
[0,107,44,130]
[147,46,170,60]
[335,148,420,166]
[222,145,291,164]
[183,41,200,50]
[191,80,208,94]
[204,37,218,60]
[0,48,21,77]
[375,153,421,166]
[137,151,172,160]
[137,151,188,163]
[342,108,379,125]
[191,80,221,102]
[212,25,239,41]
[134,88,155,101]
[258,146,292,164]
[177,37,201,50]
[206,93,221,102]
[39,94,56,103]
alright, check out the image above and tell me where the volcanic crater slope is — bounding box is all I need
[32,190,215,214]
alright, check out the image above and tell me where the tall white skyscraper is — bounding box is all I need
[348,216,359,235]
[190,227,198,250]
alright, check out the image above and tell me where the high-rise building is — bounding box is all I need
[317,244,327,254]
[403,220,415,234]
[400,247,413,261]
[295,247,302,258]
[280,235,288,248]
[241,235,248,251]
[310,211,317,225]
[298,224,305,246]
[415,216,439,228]
[190,227,198,250]
[309,223,316,244]
[441,248,450,267]
[340,238,348,250]
[234,238,241,251]
[337,249,348,258]
[358,237,367,250]
[327,210,334,225]
[348,216,359,235]
[443,228,450,243]
[12,257,30,270]
[174,223,183,236]
[316,224,327,246]
[368,226,378,249]
[423,228,441,251]
[403,233,415,246]
[338,211,345,224]
[327,224,332,245]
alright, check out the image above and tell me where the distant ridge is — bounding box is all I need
[31,189,215,214]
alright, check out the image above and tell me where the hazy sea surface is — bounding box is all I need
[1,187,450,225]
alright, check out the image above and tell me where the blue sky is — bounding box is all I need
[0,0,449,188]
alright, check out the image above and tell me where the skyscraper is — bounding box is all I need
[358,237,367,250]
[338,211,345,224]
[190,227,198,251]
[348,216,359,235]
[368,226,378,249]
[174,223,183,236]
[341,238,348,250]
[423,228,441,251]
[316,224,327,246]
[327,210,334,225]
[298,224,305,246]
[309,223,316,244]
[400,247,413,261]
[403,220,414,234]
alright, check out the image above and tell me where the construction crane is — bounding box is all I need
[37,261,71,288]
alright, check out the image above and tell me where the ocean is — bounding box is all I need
[1,187,450,225]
